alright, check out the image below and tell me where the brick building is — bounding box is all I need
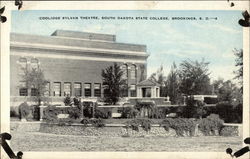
[10,30,149,106]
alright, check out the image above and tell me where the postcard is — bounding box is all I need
[1,1,249,159]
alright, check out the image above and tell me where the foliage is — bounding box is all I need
[161,118,196,136]
[149,65,167,97]
[198,114,224,136]
[165,62,180,104]
[73,97,81,107]
[21,68,48,105]
[68,107,82,119]
[95,108,112,119]
[57,118,75,126]
[32,105,40,120]
[220,126,238,136]
[80,118,105,127]
[10,106,19,117]
[215,102,242,123]
[212,79,242,104]
[180,98,206,119]
[18,102,31,119]
[233,49,243,92]
[43,105,82,122]
[43,105,59,122]
[125,118,152,132]
[178,59,212,95]
[82,102,93,118]
[64,95,72,106]
[121,107,138,118]
[102,63,127,105]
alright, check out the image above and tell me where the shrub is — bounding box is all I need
[64,96,72,106]
[43,105,58,122]
[95,108,111,119]
[43,105,82,122]
[18,102,31,119]
[215,102,234,123]
[80,118,105,127]
[31,105,40,120]
[90,118,105,127]
[68,107,82,119]
[220,126,238,136]
[58,118,74,126]
[121,107,138,118]
[125,118,152,132]
[73,97,81,106]
[161,118,196,136]
[10,106,19,117]
[198,114,224,136]
[220,103,243,123]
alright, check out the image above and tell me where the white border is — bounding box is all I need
[1,1,249,159]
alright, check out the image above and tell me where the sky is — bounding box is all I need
[11,10,243,83]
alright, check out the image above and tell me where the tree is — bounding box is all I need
[149,65,167,97]
[234,49,243,92]
[178,59,212,96]
[101,63,127,105]
[21,68,48,105]
[213,78,242,104]
[165,62,180,104]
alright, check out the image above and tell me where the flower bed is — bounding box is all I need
[39,123,177,137]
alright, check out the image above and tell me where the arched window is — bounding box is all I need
[18,58,27,74]
[30,58,39,70]
[130,65,136,80]
[121,64,128,79]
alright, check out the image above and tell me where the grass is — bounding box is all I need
[10,131,242,152]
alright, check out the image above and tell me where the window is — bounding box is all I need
[44,82,50,96]
[19,81,28,96]
[30,58,39,70]
[130,65,136,79]
[121,64,128,79]
[130,85,136,97]
[103,85,109,97]
[74,83,82,97]
[84,83,91,97]
[94,83,101,97]
[64,83,71,96]
[31,88,38,96]
[53,82,61,96]
[120,84,128,97]
[19,58,27,74]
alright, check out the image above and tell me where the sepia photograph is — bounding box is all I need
[9,9,244,152]
[1,1,249,159]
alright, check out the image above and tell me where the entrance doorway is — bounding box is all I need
[142,87,151,97]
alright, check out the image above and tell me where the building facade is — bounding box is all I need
[10,30,149,106]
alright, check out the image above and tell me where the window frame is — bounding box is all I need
[53,82,61,97]
[84,83,92,97]
[74,82,82,97]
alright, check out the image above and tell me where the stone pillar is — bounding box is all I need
[101,84,104,98]
[137,87,141,97]
[82,82,85,97]
[49,81,53,97]
[91,82,95,97]
[157,87,160,97]
[61,82,64,97]
[151,87,155,98]
[71,82,75,97]
[39,105,47,121]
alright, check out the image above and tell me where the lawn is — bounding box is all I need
[10,131,242,152]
